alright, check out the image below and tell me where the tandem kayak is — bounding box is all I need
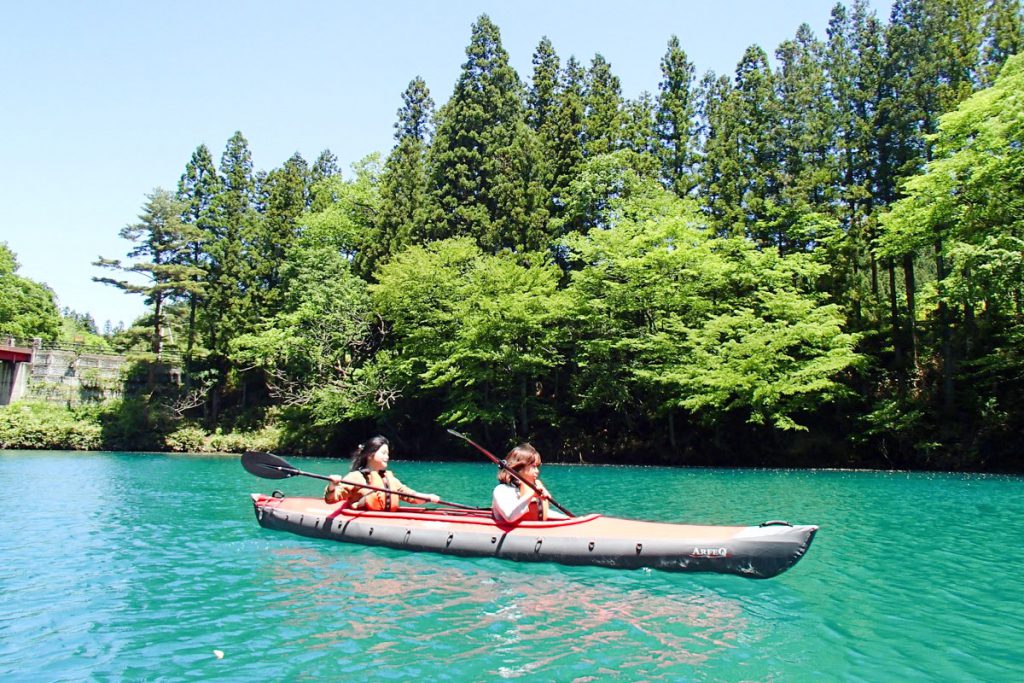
[250,493,818,579]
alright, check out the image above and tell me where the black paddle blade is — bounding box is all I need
[241,451,298,480]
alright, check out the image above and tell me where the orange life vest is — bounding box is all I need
[344,469,401,511]
[519,481,549,521]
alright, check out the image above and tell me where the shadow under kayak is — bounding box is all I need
[251,493,818,579]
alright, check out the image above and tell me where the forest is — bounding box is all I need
[2,0,1023,471]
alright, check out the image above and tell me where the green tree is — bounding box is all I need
[372,238,566,437]
[252,152,309,316]
[546,56,587,231]
[309,149,341,209]
[205,131,257,356]
[620,92,659,177]
[527,37,560,133]
[699,46,781,242]
[562,180,861,442]
[376,77,435,263]
[303,154,382,278]
[981,0,1024,84]
[176,144,219,359]
[655,36,698,197]
[230,242,379,429]
[878,52,1024,455]
[824,1,886,323]
[582,54,624,157]
[428,15,548,253]
[94,189,202,356]
[0,244,61,340]
[774,24,837,254]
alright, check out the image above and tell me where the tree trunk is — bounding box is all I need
[668,410,677,451]
[903,253,917,369]
[936,243,954,414]
[519,376,529,437]
[887,259,902,373]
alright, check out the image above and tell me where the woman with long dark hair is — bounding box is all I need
[324,436,440,510]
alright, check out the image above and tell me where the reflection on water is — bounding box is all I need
[261,544,751,681]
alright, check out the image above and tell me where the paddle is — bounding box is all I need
[445,429,575,517]
[241,451,482,511]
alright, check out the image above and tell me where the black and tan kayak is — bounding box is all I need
[250,492,817,579]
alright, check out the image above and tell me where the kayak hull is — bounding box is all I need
[250,494,817,579]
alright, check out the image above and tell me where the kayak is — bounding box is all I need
[250,493,818,579]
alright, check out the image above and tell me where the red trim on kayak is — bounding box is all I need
[251,493,598,528]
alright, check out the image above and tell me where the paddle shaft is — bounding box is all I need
[446,429,575,517]
[251,458,480,511]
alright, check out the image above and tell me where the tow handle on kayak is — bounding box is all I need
[759,520,793,527]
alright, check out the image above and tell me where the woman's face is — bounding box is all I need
[518,462,540,485]
[367,444,390,471]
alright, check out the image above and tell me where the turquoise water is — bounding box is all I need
[0,451,1021,681]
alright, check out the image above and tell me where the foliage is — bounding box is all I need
[0,401,102,450]
[229,242,379,428]
[427,15,549,253]
[563,182,861,431]
[372,238,567,435]
[72,6,1024,468]
[93,189,203,356]
[0,243,61,340]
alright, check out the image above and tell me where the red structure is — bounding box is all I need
[0,347,33,363]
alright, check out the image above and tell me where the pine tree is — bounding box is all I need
[527,37,560,133]
[582,54,624,157]
[698,71,743,234]
[309,149,341,209]
[825,0,886,311]
[206,131,256,356]
[981,0,1024,84]
[428,15,548,253]
[527,37,562,220]
[655,36,698,196]
[94,188,202,357]
[699,46,781,242]
[176,144,219,359]
[547,56,587,231]
[774,23,836,254]
[377,76,435,261]
[254,152,309,315]
[620,92,660,178]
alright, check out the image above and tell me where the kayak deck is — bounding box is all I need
[251,494,818,579]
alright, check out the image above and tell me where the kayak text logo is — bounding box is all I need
[690,546,729,558]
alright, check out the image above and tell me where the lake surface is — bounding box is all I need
[0,450,1021,681]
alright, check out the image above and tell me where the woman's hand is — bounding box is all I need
[426,494,440,504]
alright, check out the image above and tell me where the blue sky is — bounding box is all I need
[1,0,892,329]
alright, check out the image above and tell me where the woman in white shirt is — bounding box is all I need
[491,443,564,523]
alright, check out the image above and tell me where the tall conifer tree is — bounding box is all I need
[655,36,698,196]
[206,131,256,356]
[774,24,836,253]
[377,76,435,260]
[428,15,547,252]
[254,152,309,314]
[981,0,1024,84]
[176,144,219,359]
[94,189,202,357]
[582,54,624,157]
[547,56,587,231]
